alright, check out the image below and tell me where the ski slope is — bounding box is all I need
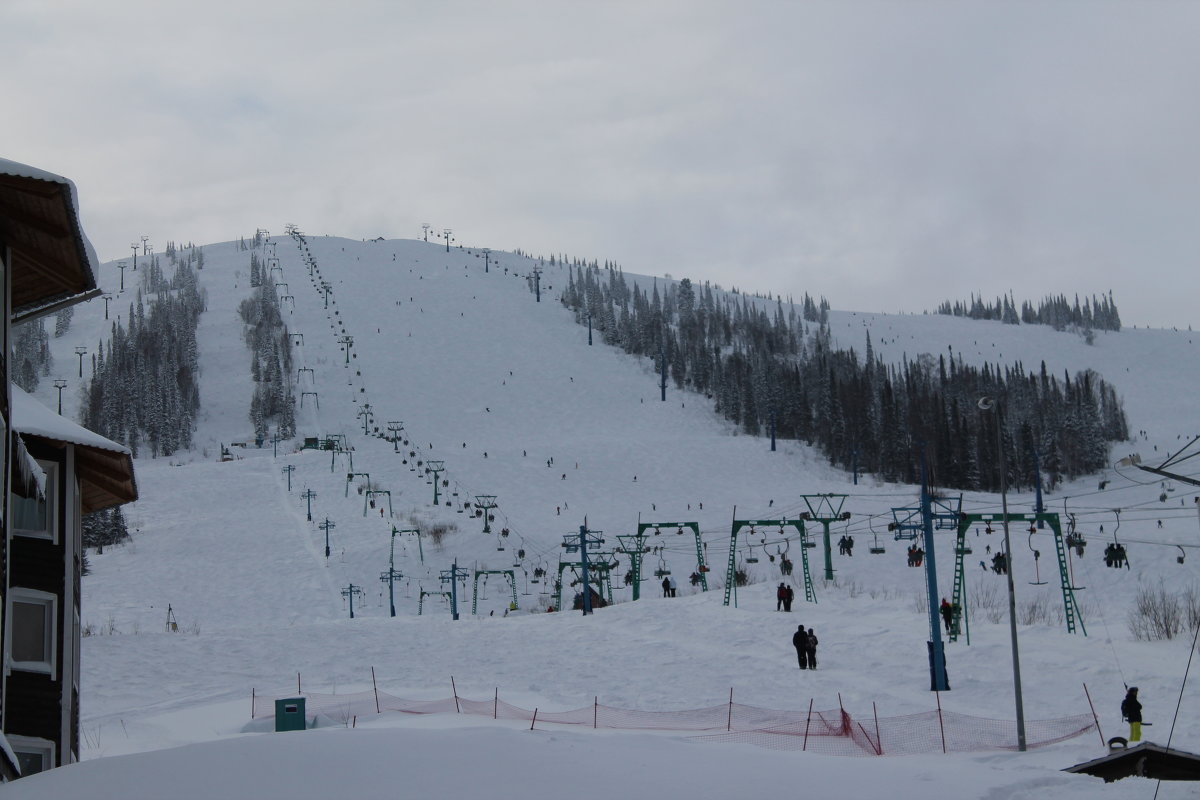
[11,232,1200,798]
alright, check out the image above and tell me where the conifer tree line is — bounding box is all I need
[82,259,206,457]
[11,317,52,392]
[935,291,1122,332]
[54,305,74,337]
[82,507,130,551]
[562,265,1128,492]
[238,264,295,442]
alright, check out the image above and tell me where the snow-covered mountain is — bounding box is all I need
[10,233,1198,799]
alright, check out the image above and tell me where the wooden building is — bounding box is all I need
[0,158,137,779]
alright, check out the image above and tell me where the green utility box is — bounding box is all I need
[275,698,307,732]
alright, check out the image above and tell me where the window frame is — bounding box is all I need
[11,458,57,543]
[8,735,55,776]
[8,587,57,675]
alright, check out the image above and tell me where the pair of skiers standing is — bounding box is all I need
[793,625,818,669]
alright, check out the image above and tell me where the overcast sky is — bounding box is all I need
[5,1,1198,328]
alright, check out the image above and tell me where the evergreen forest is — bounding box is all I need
[561,265,1129,492]
[81,254,206,457]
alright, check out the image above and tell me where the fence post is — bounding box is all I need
[803,698,814,751]
[297,672,301,695]
[494,687,499,720]
[1082,682,1106,746]
[594,697,598,729]
[727,688,734,732]
[873,702,882,755]
[936,691,947,754]
[451,676,461,713]
[372,667,380,714]
[531,708,539,731]
[251,688,255,719]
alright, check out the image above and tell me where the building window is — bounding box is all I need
[8,736,54,776]
[11,459,56,542]
[9,588,56,673]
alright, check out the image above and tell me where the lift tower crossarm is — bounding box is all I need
[725,518,815,607]
[637,521,709,592]
[800,494,851,581]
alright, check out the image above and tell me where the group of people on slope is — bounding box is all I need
[661,576,677,597]
[792,625,819,669]
[776,582,795,611]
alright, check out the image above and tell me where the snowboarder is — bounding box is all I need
[662,576,671,598]
[1121,687,1143,742]
[668,576,677,597]
[784,585,794,612]
[940,598,953,632]
[806,628,818,669]
[793,625,809,669]
[777,583,788,611]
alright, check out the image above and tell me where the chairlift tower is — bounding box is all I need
[474,494,498,533]
[302,489,317,522]
[345,471,371,498]
[471,569,518,614]
[363,489,392,517]
[117,261,127,292]
[53,379,67,414]
[482,248,491,273]
[357,402,372,434]
[422,223,431,242]
[387,421,403,452]
[948,511,1083,641]
[615,531,651,601]
[393,527,422,563]
[341,583,364,618]
[440,561,468,620]
[562,524,605,615]
[382,525,405,617]
[725,517,814,607]
[441,228,453,252]
[281,464,295,491]
[799,494,851,581]
[130,241,139,271]
[637,521,709,592]
[426,461,445,505]
[340,335,355,366]
[531,266,542,302]
[380,568,404,617]
[318,517,335,558]
[320,281,332,308]
[74,346,88,378]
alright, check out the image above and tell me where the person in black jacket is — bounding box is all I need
[793,625,809,669]
[806,627,818,669]
[1121,687,1143,742]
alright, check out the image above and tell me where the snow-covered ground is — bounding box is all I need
[10,234,1199,798]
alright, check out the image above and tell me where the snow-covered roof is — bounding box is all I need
[11,387,136,512]
[12,387,129,456]
[0,157,101,323]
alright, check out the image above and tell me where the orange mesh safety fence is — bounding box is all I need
[251,689,1095,755]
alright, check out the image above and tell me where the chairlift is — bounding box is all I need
[653,553,671,577]
[1028,531,1047,585]
[1177,546,1186,565]
[745,544,759,564]
[868,516,886,554]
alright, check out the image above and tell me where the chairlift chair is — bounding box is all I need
[868,516,886,554]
